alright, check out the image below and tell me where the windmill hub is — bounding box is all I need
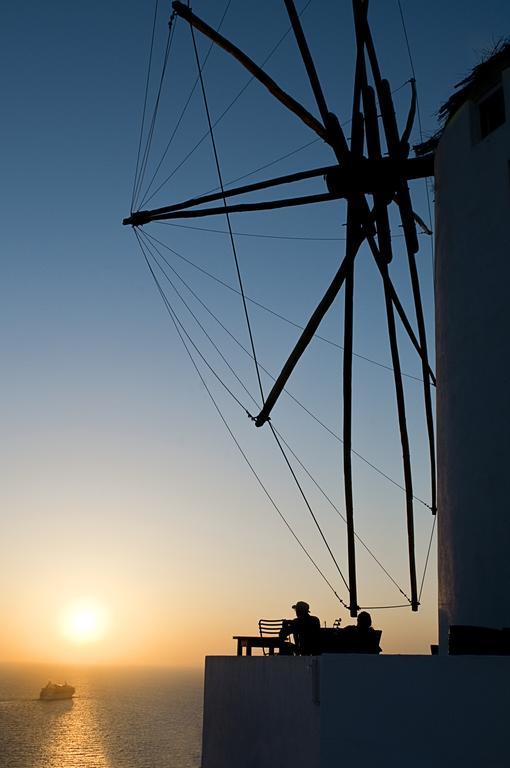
[325,155,433,200]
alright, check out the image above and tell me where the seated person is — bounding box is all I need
[280,601,321,655]
[343,611,381,653]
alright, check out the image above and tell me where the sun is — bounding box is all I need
[60,599,109,644]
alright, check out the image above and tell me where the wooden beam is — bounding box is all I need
[172,1,329,143]
[123,164,336,225]
[126,191,343,226]
[380,257,419,611]
[254,235,363,428]
[342,18,367,616]
[377,80,438,518]
[358,36,419,609]
[124,154,434,226]
[283,0,331,126]
[364,85,393,262]
[370,256,437,387]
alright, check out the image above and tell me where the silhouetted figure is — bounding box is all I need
[343,611,382,653]
[280,601,321,655]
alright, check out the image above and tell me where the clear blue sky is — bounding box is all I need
[1,1,509,664]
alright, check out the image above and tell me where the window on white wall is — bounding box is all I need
[478,86,506,139]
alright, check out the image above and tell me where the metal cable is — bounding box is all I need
[135,231,347,605]
[132,0,160,210]
[136,232,251,414]
[147,229,425,383]
[269,422,350,596]
[189,20,265,405]
[141,230,260,410]
[142,232,350,606]
[200,137,321,198]
[143,232,379,605]
[396,0,435,266]
[142,229,432,510]
[157,219,425,244]
[158,220,345,241]
[359,604,412,610]
[419,512,437,602]
[141,0,314,207]
[395,1,437,519]
[139,0,233,209]
[133,15,175,210]
[273,428,412,604]
[195,78,411,201]
[137,235,416,609]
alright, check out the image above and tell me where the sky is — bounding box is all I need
[1,0,509,667]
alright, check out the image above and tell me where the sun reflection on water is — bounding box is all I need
[38,697,112,768]
[0,665,203,768]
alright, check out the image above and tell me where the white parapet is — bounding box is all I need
[201,656,320,768]
[435,65,510,648]
[202,655,510,768]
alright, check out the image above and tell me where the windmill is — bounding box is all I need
[124,0,437,617]
[123,4,510,767]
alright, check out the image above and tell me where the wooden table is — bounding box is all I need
[233,629,382,656]
[233,636,282,656]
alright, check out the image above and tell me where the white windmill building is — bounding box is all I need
[435,43,510,651]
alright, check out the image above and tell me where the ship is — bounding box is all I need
[39,681,75,701]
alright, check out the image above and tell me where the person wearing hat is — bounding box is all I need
[279,600,321,655]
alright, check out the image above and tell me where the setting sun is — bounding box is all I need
[60,599,109,644]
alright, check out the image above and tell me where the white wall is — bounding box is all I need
[435,67,510,648]
[320,654,510,768]
[202,655,510,768]
[201,656,320,768]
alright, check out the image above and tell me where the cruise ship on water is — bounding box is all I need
[39,681,75,701]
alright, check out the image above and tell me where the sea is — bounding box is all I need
[0,664,203,768]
